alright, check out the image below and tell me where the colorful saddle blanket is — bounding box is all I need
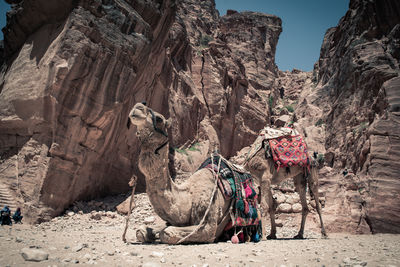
[198,155,260,229]
[269,134,310,171]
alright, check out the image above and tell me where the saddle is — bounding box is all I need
[198,155,261,230]
[246,126,311,172]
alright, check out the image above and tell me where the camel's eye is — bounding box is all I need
[155,116,163,123]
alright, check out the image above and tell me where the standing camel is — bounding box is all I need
[243,132,327,239]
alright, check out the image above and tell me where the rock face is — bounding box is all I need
[0,0,177,222]
[0,0,282,222]
[305,0,400,233]
[0,0,399,234]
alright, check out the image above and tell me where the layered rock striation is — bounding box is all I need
[309,0,400,233]
[0,0,177,222]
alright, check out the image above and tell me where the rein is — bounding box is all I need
[155,140,169,155]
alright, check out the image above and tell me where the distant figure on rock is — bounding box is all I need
[279,87,285,99]
[13,207,23,223]
[0,206,12,225]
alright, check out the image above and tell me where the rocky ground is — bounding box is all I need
[0,193,399,267]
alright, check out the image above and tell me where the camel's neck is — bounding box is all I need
[138,142,173,192]
[138,142,189,224]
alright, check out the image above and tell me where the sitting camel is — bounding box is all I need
[243,131,327,239]
[127,102,232,244]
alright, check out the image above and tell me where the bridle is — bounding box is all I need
[148,109,169,155]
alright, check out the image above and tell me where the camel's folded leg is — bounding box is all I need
[159,224,217,244]
[136,223,167,243]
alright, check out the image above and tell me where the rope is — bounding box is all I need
[122,175,138,243]
[176,154,221,244]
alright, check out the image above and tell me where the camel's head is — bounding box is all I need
[128,102,171,148]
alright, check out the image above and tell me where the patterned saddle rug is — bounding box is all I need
[198,155,261,230]
[245,126,311,172]
[269,134,310,172]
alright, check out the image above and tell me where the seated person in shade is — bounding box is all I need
[13,207,23,223]
[0,206,12,225]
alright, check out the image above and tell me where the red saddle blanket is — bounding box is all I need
[269,135,310,171]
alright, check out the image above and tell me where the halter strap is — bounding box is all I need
[149,109,168,137]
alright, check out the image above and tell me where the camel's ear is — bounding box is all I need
[165,118,172,128]
[127,118,131,129]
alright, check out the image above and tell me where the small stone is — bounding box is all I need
[292,203,302,213]
[143,262,161,267]
[343,257,351,264]
[73,243,87,252]
[67,211,75,217]
[275,219,284,227]
[64,258,72,262]
[106,211,116,218]
[160,257,166,263]
[21,248,49,262]
[15,237,23,243]
[83,253,92,260]
[151,251,164,258]
[278,203,292,213]
[90,213,102,220]
[107,251,114,256]
[144,216,156,224]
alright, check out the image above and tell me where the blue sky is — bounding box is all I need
[0,1,10,40]
[1,1,349,71]
[215,0,349,71]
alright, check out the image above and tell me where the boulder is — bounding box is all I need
[21,248,49,262]
[277,203,292,213]
[116,196,135,215]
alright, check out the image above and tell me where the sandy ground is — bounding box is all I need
[0,194,399,267]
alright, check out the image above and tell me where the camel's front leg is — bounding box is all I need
[160,223,218,244]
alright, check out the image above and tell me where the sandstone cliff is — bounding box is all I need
[293,0,400,233]
[0,0,178,222]
[0,0,282,222]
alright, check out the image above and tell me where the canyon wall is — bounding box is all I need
[295,0,400,233]
[0,0,399,234]
[0,0,177,222]
[0,0,282,222]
